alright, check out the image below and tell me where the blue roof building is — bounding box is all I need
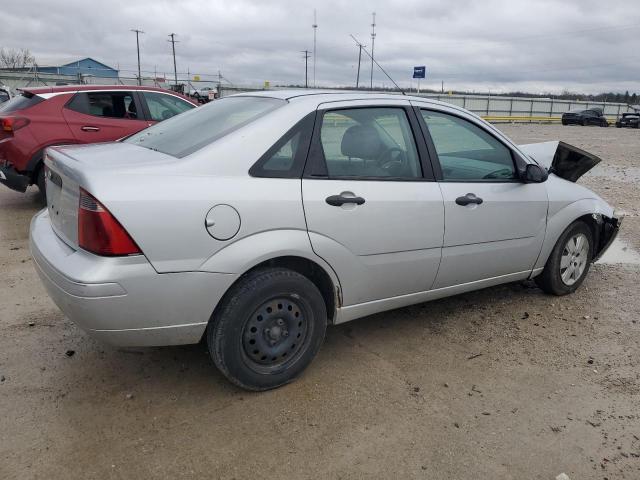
[37,58,118,78]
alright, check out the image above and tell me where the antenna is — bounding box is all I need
[312,10,318,88]
[350,34,405,95]
[370,12,376,89]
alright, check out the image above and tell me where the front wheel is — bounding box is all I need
[208,268,327,391]
[535,221,593,295]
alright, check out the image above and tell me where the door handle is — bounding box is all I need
[325,194,366,207]
[81,126,100,132]
[455,193,483,206]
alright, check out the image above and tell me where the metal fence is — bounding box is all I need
[1,69,635,123]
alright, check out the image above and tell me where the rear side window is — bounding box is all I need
[67,92,138,119]
[318,107,421,179]
[143,92,194,121]
[126,96,285,158]
[0,92,44,113]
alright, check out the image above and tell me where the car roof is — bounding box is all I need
[232,88,457,110]
[21,85,178,95]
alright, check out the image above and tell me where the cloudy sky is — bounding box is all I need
[3,0,639,94]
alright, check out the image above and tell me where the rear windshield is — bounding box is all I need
[125,96,286,158]
[0,92,44,113]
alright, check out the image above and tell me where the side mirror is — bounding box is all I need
[522,163,548,183]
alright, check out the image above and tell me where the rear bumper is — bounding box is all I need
[0,165,30,192]
[30,209,238,347]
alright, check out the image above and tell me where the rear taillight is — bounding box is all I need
[1,116,30,133]
[78,188,141,256]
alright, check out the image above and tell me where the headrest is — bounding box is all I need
[340,125,382,160]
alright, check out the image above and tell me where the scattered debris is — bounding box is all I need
[521,312,530,320]
[586,420,601,427]
[125,393,134,400]
[454,422,460,428]
[443,383,449,388]
[28,322,35,327]
[65,350,75,357]
[481,411,491,416]
[467,353,483,360]
[0,375,5,383]
[555,473,571,480]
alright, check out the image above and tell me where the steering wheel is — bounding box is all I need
[377,146,407,174]
[482,168,513,179]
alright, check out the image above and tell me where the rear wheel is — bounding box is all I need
[561,119,568,126]
[208,268,327,391]
[582,119,588,126]
[535,221,593,295]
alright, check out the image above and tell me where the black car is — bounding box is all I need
[615,112,640,129]
[561,108,609,127]
[0,88,9,104]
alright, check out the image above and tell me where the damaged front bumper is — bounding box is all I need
[592,211,623,262]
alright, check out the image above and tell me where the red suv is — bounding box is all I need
[0,85,197,194]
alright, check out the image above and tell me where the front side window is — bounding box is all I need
[421,110,516,181]
[318,107,421,179]
[143,91,194,121]
[126,96,285,158]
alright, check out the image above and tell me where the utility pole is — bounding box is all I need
[168,33,178,88]
[302,50,311,88]
[355,41,365,88]
[312,10,318,87]
[370,12,376,90]
[131,29,144,86]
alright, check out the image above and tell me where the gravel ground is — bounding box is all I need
[1,124,639,480]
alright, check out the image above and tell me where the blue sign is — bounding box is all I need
[413,66,426,79]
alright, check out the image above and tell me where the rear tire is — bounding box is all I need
[208,268,327,391]
[535,221,593,296]
[561,120,568,126]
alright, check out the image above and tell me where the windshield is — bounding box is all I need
[0,92,44,113]
[125,96,286,158]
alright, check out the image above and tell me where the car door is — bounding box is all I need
[139,91,195,125]
[301,100,444,306]
[414,105,548,289]
[63,90,150,143]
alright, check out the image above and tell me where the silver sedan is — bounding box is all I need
[30,91,621,390]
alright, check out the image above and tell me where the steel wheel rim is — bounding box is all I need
[560,233,589,286]
[241,296,309,373]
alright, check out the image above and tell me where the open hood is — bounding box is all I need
[518,141,601,182]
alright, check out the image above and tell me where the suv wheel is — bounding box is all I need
[535,221,593,295]
[208,268,327,391]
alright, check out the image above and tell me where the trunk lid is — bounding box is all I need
[518,141,601,182]
[44,142,177,249]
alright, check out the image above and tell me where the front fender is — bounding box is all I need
[535,197,615,270]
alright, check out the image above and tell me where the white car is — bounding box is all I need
[30,91,620,390]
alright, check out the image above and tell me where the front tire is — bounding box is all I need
[208,268,327,391]
[535,221,593,295]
